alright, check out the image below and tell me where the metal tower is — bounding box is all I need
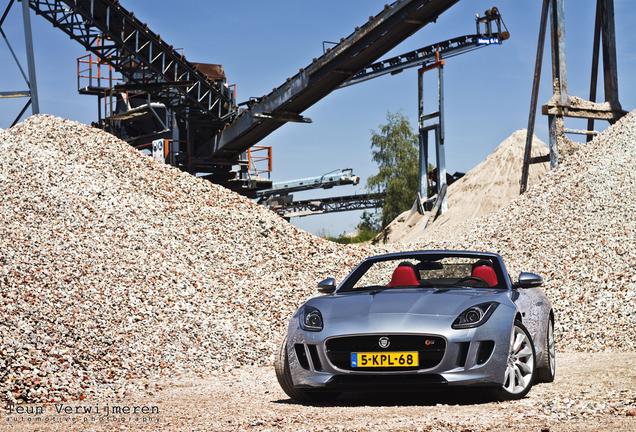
[520,0,627,194]
[0,0,39,126]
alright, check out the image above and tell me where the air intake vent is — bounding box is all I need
[307,345,323,371]
[456,342,470,367]
[294,344,310,370]
[476,340,495,365]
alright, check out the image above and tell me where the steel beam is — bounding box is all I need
[436,63,447,214]
[212,0,460,159]
[547,0,567,164]
[548,114,559,169]
[418,70,427,199]
[0,90,31,98]
[21,0,38,114]
[550,0,568,108]
[11,99,31,127]
[520,0,550,194]
[586,0,602,143]
[600,0,621,116]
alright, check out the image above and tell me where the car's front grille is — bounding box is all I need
[325,335,446,371]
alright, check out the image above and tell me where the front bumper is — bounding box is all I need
[287,304,516,391]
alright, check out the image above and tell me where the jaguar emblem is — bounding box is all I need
[378,336,390,349]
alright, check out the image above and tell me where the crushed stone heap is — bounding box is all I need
[0,115,373,403]
[414,111,636,353]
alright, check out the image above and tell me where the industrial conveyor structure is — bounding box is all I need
[269,8,506,219]
[22,0,461,195]
[269,193,387,220]
[28,0,237,126]
[256,169,361,199]
[340,8,508,88]
[256,169,366,217]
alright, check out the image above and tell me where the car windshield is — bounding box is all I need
[342,254,505,291]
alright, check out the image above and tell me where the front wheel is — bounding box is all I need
[536,317,556,382]
[274,335,340,403]
[490,321,536,401]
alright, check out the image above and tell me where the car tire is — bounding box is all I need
[490,321,536,401]
[274,335,340,403]
[536,316,556,383]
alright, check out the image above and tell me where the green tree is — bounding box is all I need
[356,210,381,233]
[365,110,419,228]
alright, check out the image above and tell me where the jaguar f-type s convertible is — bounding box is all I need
[275,251,555,402]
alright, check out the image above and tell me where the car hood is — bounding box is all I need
[307,288,511,319]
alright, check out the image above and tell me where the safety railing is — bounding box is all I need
[247,145,272,178]
[76,38,122,92]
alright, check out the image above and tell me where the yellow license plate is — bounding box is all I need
[351,352,419,367]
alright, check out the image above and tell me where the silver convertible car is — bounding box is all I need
[275,251,555,402]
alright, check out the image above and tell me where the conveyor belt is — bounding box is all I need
[211,0,460,159]
[28,0,461,173]
[341,33,507,88]
[270,193,385,218]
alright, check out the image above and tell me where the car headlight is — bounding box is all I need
[452,302,499,329]
[299,306,323,332]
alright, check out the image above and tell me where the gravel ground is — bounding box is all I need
[1,352,635,431]
[1,110,636,429]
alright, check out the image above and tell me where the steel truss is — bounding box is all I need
[0,0,40,126]
[269,193,385,218]
[28,0,236,126]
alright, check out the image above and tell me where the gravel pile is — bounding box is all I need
[1,110,636,405]
[389,109,636,354]
[448,111,636,352]
[0,115,374,403]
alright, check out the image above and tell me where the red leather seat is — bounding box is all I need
[472,266,498,287]
[387,266,419,287]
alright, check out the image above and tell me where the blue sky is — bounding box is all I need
[2,1,635,236]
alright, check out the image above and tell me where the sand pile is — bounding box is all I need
[378,129,550,244]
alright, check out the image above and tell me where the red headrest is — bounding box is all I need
[387,266,419,287]
[472,266,498,287]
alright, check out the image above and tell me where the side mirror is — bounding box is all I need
[516,272,544,288]
[317,278,337,294]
